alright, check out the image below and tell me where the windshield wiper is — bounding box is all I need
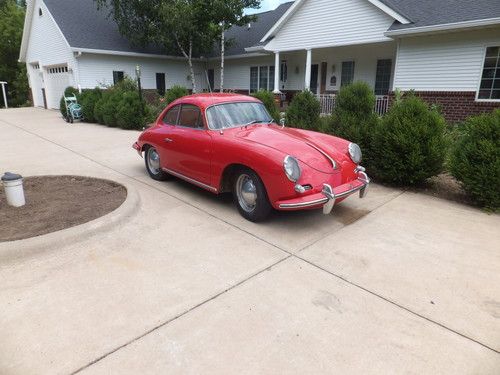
[243,119,273,126]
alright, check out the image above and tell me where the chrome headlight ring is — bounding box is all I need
[283,155,301,182]
[348,143,362,164]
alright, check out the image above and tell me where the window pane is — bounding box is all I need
[259,66,268,91]
[375,59,392,95]
[492,90,500,99]
[484,58,498,68]
[178,104,201,128]
[480,79,493,90]
[163,105,180,125]
[486,47,499,58]
[269,66,275,91]
[113,71,124,85]
[341,61,355,87]
[478,90,490,99]
[250,67,258,93]
[482,68,495,79]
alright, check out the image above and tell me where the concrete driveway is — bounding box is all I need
[0,108,499,375]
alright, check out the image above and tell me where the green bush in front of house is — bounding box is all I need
[285,90,321,130]
[79,88,102,123]
[165,85,189,104]
[325,82,379,166]
[251,90,280,123]
[116,91,145,130]
[449,110,500,211]
[369,94,447,185]
[101,89,123,127]
[59,86,78,118]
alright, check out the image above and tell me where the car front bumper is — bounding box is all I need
[277,168,370,214]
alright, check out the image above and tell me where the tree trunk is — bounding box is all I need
[220,26,225,93]
[188,39,197,93]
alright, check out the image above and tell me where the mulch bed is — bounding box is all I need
[0,176,126,242]
[409,173,472,206]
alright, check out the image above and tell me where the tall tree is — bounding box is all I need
[96,0,214,93]
[0,0,29,106]
[209,0,260,92]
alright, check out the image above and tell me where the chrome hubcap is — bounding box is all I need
[147,148,161,175]
[236,174,257,213]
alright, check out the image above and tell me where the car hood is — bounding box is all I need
[234,125,342,173]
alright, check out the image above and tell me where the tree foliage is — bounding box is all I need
[0,0,29,106]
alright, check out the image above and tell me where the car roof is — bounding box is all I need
[172,93,261,109]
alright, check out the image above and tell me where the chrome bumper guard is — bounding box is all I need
[322,167,370,214]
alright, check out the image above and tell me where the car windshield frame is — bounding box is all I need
[205,101,274,130]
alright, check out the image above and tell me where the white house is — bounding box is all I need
[19,0,500,122]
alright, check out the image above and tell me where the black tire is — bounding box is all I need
[233,168,272,222]
[144,145,169,181]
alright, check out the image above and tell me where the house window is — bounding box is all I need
[156,73,166,96]
[250,67,258,93]
[375,59,392,95]
[39,8,43,16]
[250,66,274,93]
[113,71,124,85]
[478,46,500,100]
[341,61,355,87]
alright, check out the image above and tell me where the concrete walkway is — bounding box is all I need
[0,108,499,375]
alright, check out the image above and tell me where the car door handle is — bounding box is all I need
[164,138,173,143]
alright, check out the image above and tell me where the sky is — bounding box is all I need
[245,0,289,15]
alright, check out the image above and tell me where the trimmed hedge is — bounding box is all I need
[165,85,188,104]
[79,88,102,123]
[369,94,447,185]
[285,90,321,130]
[116,91,144,130]
[251,90,280,123]
[449,110,500,211]
[325,82,379,165]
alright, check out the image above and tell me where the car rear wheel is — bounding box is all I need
[145,145,169,181]
[233,168,271,222]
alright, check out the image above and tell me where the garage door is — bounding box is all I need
[45,65,72,109]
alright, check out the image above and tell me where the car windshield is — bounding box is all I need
[206,102,273,130]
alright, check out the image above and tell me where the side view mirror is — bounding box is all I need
[279,113,286,128]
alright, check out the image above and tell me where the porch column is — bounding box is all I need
[304,49,312,91]
[273,51,281,93]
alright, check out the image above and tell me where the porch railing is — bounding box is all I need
[316,94,390,116]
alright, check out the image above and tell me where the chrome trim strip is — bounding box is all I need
[306,142,337,169]
[335,184,365,199]
[162,168,218,193]
[279,197,329,209]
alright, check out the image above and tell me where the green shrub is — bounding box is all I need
[449,110,500,211]
[94,94,107,125]
[59,86,78,118]
[251,90,280,123]
[285,90,321,130]
[116,91,145,130]
[370,94,447,185]
[165,85,188,104]
[325,82,378,165]
[101,90,123,127]
[113,76,137,92]
[79,88,102,123]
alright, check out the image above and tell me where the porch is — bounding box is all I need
[267,42,397,115]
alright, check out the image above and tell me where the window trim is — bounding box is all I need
[249,65,275,93]
[476,44,500,102]
[177,104,205,130]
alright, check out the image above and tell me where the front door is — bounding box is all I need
[310,64,319,94]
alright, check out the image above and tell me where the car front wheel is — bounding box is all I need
[145,145,169,181]
[233,168,271,222]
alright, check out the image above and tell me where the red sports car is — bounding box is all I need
[133,93,370,222]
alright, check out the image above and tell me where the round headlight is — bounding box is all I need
[283,155,301,182]
[348,143,362,164]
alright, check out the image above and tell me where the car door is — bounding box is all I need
[154,104,179,171]
[164,104,213,187]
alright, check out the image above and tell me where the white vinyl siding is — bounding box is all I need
[209,56,274,91]
[76,54,204,91]
[265,0,395,52]
[393,27,500,92]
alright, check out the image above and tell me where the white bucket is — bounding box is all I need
[3,178,26,207]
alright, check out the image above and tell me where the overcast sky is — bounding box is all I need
[245,0,289,15]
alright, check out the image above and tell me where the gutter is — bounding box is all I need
[385,17,500,37]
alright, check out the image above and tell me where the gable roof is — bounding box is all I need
[262,0,500,42]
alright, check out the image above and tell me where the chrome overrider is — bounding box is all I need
[279,166,370,214]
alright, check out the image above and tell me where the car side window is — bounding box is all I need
[178,104,202,129]
[163,105,180,125]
